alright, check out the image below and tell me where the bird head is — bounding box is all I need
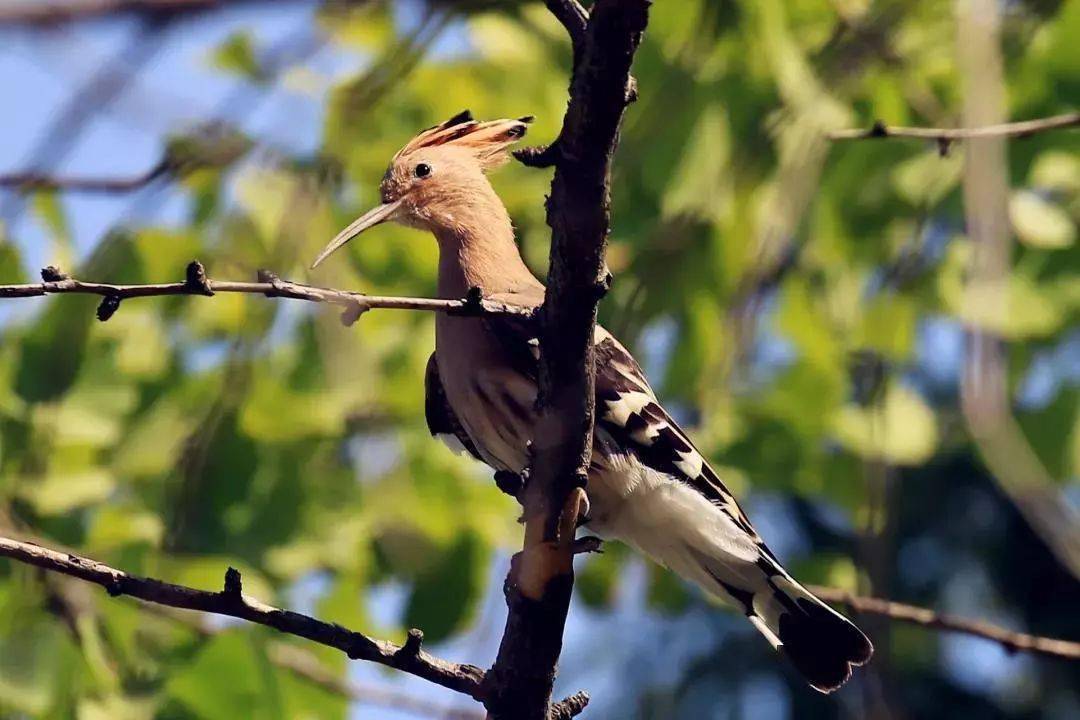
[311,110,532,268]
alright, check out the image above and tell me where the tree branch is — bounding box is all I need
[808,586,1080,659]
[0,0,258,26]
[0,535,488,698]
[0,262,533,325]
[512,0,638,171]
[828,111,1079,142]
[485,1,651,718]
[4,534,1075,703]
[953,1,1080,580]
[0,158,172,193]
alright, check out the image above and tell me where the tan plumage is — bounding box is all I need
[312,111,873,693]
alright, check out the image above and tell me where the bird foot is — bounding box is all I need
[572,536,603,555]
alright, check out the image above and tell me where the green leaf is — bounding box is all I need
[239,379,347,442]
[166,633,278,720]
[1029,151,1080,195]
[0,610,81,715]
[575,546,626,609]
[112,401,194,478]
[14,295,96,403]
[85,505,164,551]
[939,241,1064,339]
[32,191,73,258]
[646,565,692,615]
[404,532,485,644]
[891,149,963,207]
[1009,190,1075,249]
[18,468,116,515]
[833,382,938,465]
[209,31,263,83]
[852,295,917,360]
[0,236,24,283]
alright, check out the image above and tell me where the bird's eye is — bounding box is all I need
[414,163,432,179]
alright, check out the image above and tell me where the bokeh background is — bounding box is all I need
[1,1,1078,718]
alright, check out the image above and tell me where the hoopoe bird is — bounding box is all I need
[312,111,873,692]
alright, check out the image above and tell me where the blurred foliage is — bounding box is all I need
[0,0,1078,718]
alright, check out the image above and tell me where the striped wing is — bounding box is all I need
[480,311,767,549]
[591,330,768,549]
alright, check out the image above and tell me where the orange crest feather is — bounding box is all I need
[395,110,533,170]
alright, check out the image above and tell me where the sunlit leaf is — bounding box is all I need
[853,295,917,360]
[18,468,116,515]
[85,505,164,551]
[1009,190,1075,249]
[939,240,1064,338]
[891,149,963,207]
[0,236,24,284]
[166,633,281,720]
[112,401,194,478]
[833,382,938,464]
[404,532,485,644]
[209,31,263,83]
[1030,151,1080,195]
[647,564,692,615]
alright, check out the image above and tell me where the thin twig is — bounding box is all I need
[0,158,172,193]
[828,111,1079,141]
[808,586,1080,659]
[545,0,587,48]
[0,0,245,26]
[0,535,488,699]
[0,262,534,325]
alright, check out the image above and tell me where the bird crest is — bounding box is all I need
[393,110,533,170]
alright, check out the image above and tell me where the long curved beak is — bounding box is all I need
[311,199,402,269]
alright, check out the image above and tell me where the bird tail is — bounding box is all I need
[750,573,873,693]
[682,545,871,692]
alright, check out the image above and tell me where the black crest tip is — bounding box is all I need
[442,109,474,128]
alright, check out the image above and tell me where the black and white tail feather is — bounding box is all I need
[425,317,873,693]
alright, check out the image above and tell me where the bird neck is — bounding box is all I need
[432,187,541,299]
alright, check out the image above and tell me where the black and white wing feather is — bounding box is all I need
[592,330,766,545]
[591,329,872,692]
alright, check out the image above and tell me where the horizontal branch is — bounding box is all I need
[0,262,533,325]
[828,111,1079,142]
[809,585,1080,659]
[0,0,254,26]
[0,535,488,698]
[0,159,171,193]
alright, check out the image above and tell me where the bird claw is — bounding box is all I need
[572,536,603,555]
[575,490,591,528]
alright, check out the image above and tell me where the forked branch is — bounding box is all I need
[0,535,487,697]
